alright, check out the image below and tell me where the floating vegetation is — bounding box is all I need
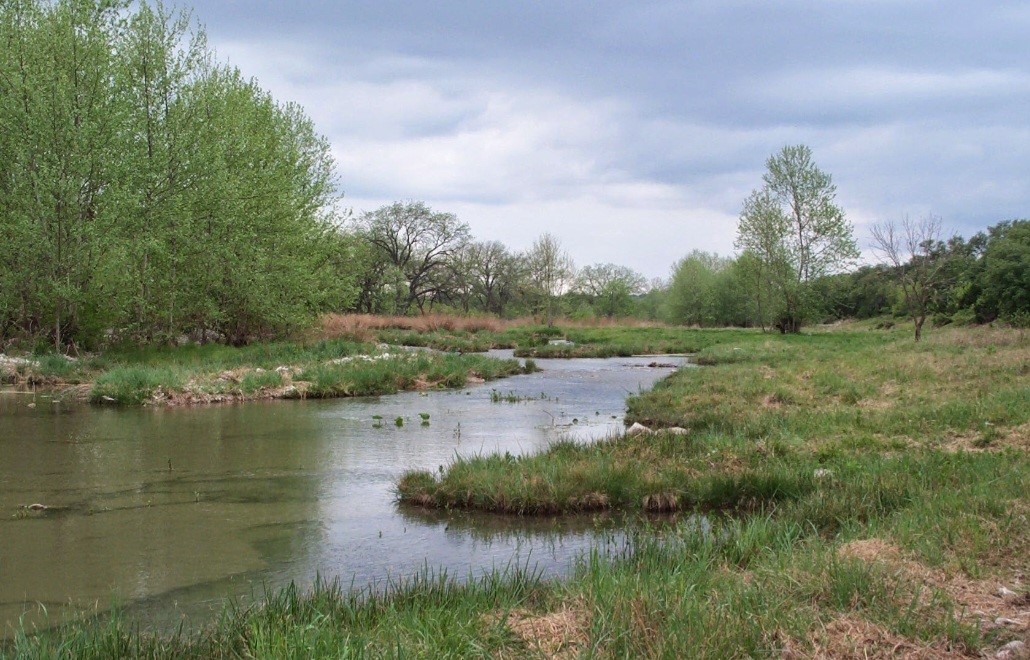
[489,389,553,404]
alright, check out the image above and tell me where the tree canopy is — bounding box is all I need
[0,0,351,347]
[735,145,859,332]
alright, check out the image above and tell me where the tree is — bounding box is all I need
[665,251,725,326]
[358,201,470,315]
[871,215,951,341]
[0,0,349,347]
[970,220,1030,324]
[735,145,859,332]
[526,233,575,325]
[576,263,647,318]
[0,0,125,348]
[461,240,524,316]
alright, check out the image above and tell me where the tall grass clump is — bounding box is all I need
[90,366,183,404]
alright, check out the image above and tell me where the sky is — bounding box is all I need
[197,1,1030,280]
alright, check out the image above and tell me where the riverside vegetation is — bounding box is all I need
[8,322,1028,658]
[0,338,532,405]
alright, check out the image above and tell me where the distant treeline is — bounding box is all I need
[658,219,1029,329]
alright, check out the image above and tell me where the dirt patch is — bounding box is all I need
[936,423,1030,453]
[839,539,1029,634]
[859,383,897,410]
[501,603,589,659]
[792,615,967,659]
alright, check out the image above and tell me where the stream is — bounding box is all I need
[0,350,686,637]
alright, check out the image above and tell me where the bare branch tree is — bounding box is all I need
[870,214,949,341]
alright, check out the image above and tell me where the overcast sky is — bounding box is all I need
[198,1,1029,279]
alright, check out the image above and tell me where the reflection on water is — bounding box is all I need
[0,352,687,636]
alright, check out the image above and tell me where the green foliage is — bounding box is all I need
[664,250,754,326]
[971,220,1030,323]
[735,145,860,332]
[575,263,647,318]
[0,0,353,349]
[90,366,183,404]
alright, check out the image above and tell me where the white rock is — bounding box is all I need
[997,586,1019,599]
[996,640,1025,658]
[626,423,652,436]
[665,427,689,436]
[994,617,1020,626]
[814,468,834,479]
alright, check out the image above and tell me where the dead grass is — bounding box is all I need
[317,313,509,339]
[839,539,1029,633]
[935,423,1030,453]
[930,325,1029,349]
[316,313,668,341]
[795,615,967,659]
[500,603,590,659]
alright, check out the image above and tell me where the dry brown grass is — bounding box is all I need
[499,603,590,659]
[930,325,1029,349]
[936,423,1030,453]
[791,615,968,659]
[317,313,510,339]
[838,539,1029,633]
[316,313,669,341]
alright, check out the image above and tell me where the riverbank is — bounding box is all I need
[6,323,1028,657]
[317,312,755,357]
[0,339,533,405]
[391,323,1028,655]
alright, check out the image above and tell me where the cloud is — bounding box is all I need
[202,1,1030,279]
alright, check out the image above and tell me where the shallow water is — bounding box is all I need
[0,351,685,636]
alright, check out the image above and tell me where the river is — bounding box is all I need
[0,351,685,637]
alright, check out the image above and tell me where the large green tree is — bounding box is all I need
[0,0,348,348]
[576,263,647,318]
[735,145,859,332]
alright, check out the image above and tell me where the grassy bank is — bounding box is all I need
[7,323,1028,657]
[400,325,1028,514]
[1,339,532,406]
[389,323,1029,655]
[9,506,1027,658]
[318,312,758,358]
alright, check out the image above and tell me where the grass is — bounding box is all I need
[315,312,757,357]
[90,366,185,405]
[9,511,1024,658]
[401,324,1029,516]
[6,322,1028,657]
[3,337,532,406]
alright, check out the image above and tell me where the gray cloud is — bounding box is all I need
[200,1,1029,277]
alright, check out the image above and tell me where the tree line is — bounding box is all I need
[2,2,1025,350]
[0,0,655,350]
[349,202,650,324]
[659,146,1028,335]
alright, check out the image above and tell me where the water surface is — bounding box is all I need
[0,352,684,636]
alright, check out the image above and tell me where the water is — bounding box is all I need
[0,351,685,636]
